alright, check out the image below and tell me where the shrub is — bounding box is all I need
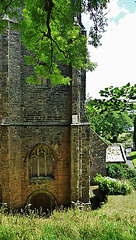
[130,151,136,169]
[106,164,136,179]
[126,168,136,179]
[132,159,136,169]
[94,174,133,196]
[106,164,126,179]
[118,133,132,143]
[129,177,136,190]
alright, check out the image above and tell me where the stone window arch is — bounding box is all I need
[29,143,56,179]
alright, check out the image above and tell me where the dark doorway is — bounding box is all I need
[28,191,56,213]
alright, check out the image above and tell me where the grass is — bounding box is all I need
[0,191,136,239]
[130,151,136,168]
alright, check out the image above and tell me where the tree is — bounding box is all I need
[87,83,136,113]
[0,0,109,85]
[86,105,133,143]
[86,83,136,143]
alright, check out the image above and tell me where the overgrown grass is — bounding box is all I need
[130,151,136,169]
[0,192,136,239]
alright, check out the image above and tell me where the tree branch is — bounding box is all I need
[5,0,13,13]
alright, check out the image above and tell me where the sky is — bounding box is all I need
[82,0,136,98]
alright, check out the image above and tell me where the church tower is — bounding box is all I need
[0,17,91,210]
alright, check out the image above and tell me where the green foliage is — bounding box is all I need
[130,151,136,169]
[106,164,136,180]
[20,0,93,85]
[118,133,133,145]
[130,151,136,158]
[129,177,136,190]
[94,174,133,196]
[0,0,24,32]
[99,83,136,101]
[87,83,136,113]
[87,0,108,47]
[0,0,109,85]
[132,159,136,169]
[105,164,136,193]
[86,105,133,142]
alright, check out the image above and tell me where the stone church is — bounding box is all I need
[0,17,107,211]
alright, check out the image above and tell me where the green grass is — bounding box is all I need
[0,192,136,239]
[130,151,136,168]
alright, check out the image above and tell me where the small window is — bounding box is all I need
[29,144,55,179]
[37,77,49,87]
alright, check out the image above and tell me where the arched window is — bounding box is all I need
[29,144,55,179]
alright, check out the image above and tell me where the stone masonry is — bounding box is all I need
[0,20,107,210]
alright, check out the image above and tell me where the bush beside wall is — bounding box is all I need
[130,151,136,169]
[94,174,133,196]
[106,163,136,179]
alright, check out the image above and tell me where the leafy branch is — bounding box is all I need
[0,0,109,85]
[87,83,136,113]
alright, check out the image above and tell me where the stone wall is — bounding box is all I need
[71,123,90,203]
[0,125,71,208]
[20,45,72,124]
[0,22,91,209]
[0,19,107,209]
[90,128,107,184]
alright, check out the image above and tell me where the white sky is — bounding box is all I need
[82,0,136,98]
